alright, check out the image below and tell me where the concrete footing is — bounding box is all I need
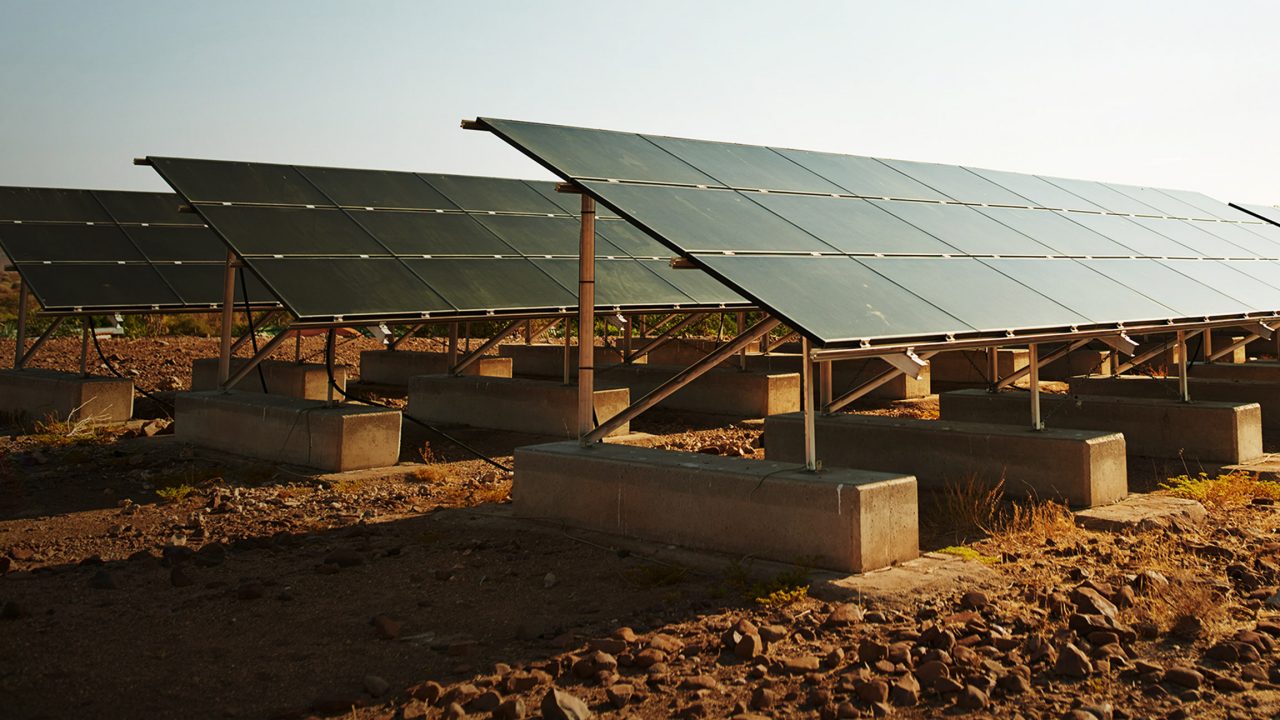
[174,391,401,471]
[0,369,134,426]
[191,358,345,400]
[407,375,631,437]
[744,354,931,401]
[597,366,799,417]
[499,343,638,378]
[514,441,919,573]
[1189,361,1280,383]
[1040,350,1113,380]
[1069,375,1280,433]
[929,349,1027,389]
[763,412,1127,507]
[938,389,1262,464]
[358,350,512,387]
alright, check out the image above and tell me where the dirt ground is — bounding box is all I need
[4,336,1280,719]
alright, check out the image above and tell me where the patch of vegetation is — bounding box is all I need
[936,545,1001,564]
[27,412,115,447]
[720,561,812,608]
[155,484,197,503]
[1160,471,1280,509]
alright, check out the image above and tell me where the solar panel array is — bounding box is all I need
[478,118,1280,348]
[146,158,746,323]
[1232,203,1280,228]
[0,187,275,313]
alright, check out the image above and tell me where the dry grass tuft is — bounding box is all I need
[1160,471,1280,509]
[930,474,1078,550]
[29,409,114,447]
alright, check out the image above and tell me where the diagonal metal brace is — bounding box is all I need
[996,339,1091,389]
[1097,333,1138,356]
[450,319,524,375]
[825,351,938,413]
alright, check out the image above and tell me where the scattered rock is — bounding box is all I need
[494,697,526,719]
[960,590,989,610]
[606,684,634,708]
[363,674,389,697]
[541,688,592,720]
[1163,666,1203,689]
[957,685,988,710]
[823,603,864,627]
[1054,643,1093,678]
[781,655,821,674]
[544,572,558,589]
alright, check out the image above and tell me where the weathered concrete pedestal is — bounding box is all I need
[930,349,1027,389]
[499,343,638,377]
[1069,374,1280,433]
[358,350,512,387]
[1189,361,1280,383]
[191,358,345,400]
[743,353,930,401]
[515,442,919,573]
[1040,350,1113,381]
[938,389,1262,464]
[597,366,799,417]
[175,391,401,471]
[764,413,1127,507]
[407,375,631,437]
[0,369,134,426]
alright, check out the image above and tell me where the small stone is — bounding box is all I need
[363,675,390,697]
[1213,676,1247,693]
[736,633,764,659]
[634,648,667,668]
[759,625,788,643]
[544,572,558,589]
[750,686,777,710]
[443,702,466,720]
[468,690,502,712]
[1071,586,1119,620]
[960,590,989,610]
[823,603,864,627]
[371,614,401,640]
[781,655,821,674]
[541,688,592,720]
[856,679,889,703]
[957,685,988,710]
[408,680,443,703]
[914,660,950,687]
[891,673,919,706]
[494,697,527,719]
[612,626,638,643]
[858,638,888,663]
[1163,666,1203,689]
[572,651,617,679]
[606,684,634,709]
[680,675,720,691]
[1054,643,1093,678]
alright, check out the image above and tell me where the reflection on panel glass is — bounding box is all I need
[976,207,1132,256]
[639,259,745,305]
[645,135,843,194]
[18,263,182,310]
[859,257,1086,331]
[596,219,671,257]
[1157,260,1280,311]
[1190,221,1280,258]
[982,258,1176,323]
[752,193,956,254]
[299,166,456,210]
[198,205,391,257]
[770,148,949,200]
[405,258,576,312]
[249,258,452,319]
[873,201,1056,256]
[1063,213,1192,257]
[150,158,330,206]
[696,254,972,343]
[532,258,695,308]
[879,159,1031,206]
[1126,217,1253,258]
[964,167,1103,211]
[1080,259,1249,318]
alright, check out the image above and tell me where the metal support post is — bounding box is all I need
[625,316,633,356]
[451,319,525,375]
[825,351,938,413]
[563,319,572,385]
[79,319,90,377]
[524,319,532,344]
[294,330,302,363]
[996,339,1089,390]
[390,323,425,351]
[819,360,832,408]
[737,312,748,370]
[1177,330,1190,402]
[1029,342,1043,431]
[577,194,596,443]
[325,329,337,406]
[464,322,471,353]
[1202,330,1213,364]
[223,328,296,389]
[17,317,64,369]
[217,250,237,389]
[802,338,818,471]
[447,323,459,367]
[986,347,999,391]
[14,279,28,370]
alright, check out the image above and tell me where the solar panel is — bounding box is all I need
[146,158,748,323]
[1233,203,1280,227]
[477,118,1280,348]
[0,187,277,313]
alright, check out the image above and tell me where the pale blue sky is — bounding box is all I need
[2,1,1278,203]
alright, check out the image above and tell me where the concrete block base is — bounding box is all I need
[599,365,799,417]
[515,442,918,573]
[500,343,638,378]
[938,389,1262,464]
[174,391,401,471]
[744,353,931,401]
[0,369,134,426]
[191,358,346,400]
[1040,349,1113,380]
[407,375,630,437]
[1069,374,1280,432]
[1190,361,1280,383]
[358,350,512,387]
[764,412,1127,507]
[930,349,1027,389]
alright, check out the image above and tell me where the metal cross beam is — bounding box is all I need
[824,351,939,413]
[450,319,525,375]
[623,313,703,364]
[995,339,1091,390]
[221,324,296,390]
[15,316,64,369]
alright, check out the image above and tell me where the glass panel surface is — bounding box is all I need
[977,207,1133,256]
[638,259,744,305]
[1189,221,1280,258]
[157,264,276,306]
[247,257,451,319]
[1235,204,1280,226]
[752,193,956,254]
[150,158,330,206]
[644,135,844,193]
[524,181,619,218]
[771,149,950,200]
[582,181,835,253]
[0,187,112,222]
[1107,184,1211,219]
[1079,259,1249,317]
[1040,176,1164,215]
[0,224,144,262]
[596,219,671,257]
[351,211,515,256]
[298,166,456,210]
[964,167,1103,211]
[1062,213,1190,257]
[879,159,1032,206]
[94,191,202,224]
[481,118,717,185]
[1219,260,1280,298]
[198,205,390,257]
[872,201,1057,255]
[128,226,228,262]
[694,254,972,343]
[1126,217,1253,257]
[1158,189,1242,220]
[983,258,1176,323]
[475,214,625,257]
[1158,260,1280,311]
[533,258,694,307]
[18,263,180,310]
[405,258,576,312]
[859,257,1087,331]
[421,174,564,214]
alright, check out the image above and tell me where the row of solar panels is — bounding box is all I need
[3,118,1280,350]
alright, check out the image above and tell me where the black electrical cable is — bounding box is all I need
[320,329,512,473]
[88,316,174,417]
[238,266,269,393]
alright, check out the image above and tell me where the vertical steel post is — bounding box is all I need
[563,319,572,385]
[819,360,832,410]
[1029,343,1043,430]
[79,318,90,376]
[986,347,998,391]
[217,250,236,389]
[325,329,337,405]
[802,337,817,470]
[577,194,596,443]
[447,323,459,367]
[625,316,633,356]
[464,322,471,352]
[294,330,302,363]
[524,319,532,344]
[1177,330,1190,402]
[737,311,747,370]
[1202,330,1213,365]
[14,279,28,370]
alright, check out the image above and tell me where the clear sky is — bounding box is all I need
[2,1,1278,204]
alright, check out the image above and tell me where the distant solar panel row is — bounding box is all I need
[478,118,1280,348]
[0,187,275,312]
[146,158,745,322]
